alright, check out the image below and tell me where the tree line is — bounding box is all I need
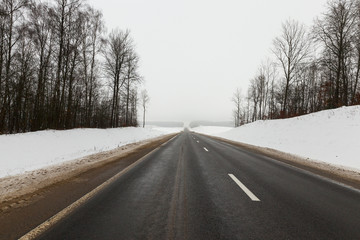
[233,0,360,126]
[0,0,146,134]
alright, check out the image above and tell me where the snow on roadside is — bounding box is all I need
[192,106,360,172]
[190,126,233,135]
[145,125,185,134]
[0,127,182,178]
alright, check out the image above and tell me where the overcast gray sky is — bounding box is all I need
[89,0,328,122]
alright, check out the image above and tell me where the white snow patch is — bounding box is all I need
[191,126,233,135]
[193,106,360,172]
[145,125,184,134]
[0,127,182,178]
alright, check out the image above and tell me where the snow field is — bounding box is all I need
[0,127,182,178]
[188,126,233,135]
[191,106,360,171]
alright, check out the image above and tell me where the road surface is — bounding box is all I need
[33,131,360,239]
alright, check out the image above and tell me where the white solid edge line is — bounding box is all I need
[228,174,260,202]
[19,134,179,240]
[203,147,209,152]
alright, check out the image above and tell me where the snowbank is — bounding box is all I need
[0,127,182,178]
[193,106,360,171]
[191,126,233,135]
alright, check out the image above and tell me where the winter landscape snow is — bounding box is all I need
[191,106,360,172]
[1,106,359,180]
[0,126,182,178]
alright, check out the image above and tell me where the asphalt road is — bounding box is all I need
[35,131,360,239]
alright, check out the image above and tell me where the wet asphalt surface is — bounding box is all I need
[38,131,360,239]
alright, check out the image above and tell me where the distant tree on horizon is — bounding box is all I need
[140,89,150,128]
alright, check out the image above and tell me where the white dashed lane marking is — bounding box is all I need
[228,174,260,201]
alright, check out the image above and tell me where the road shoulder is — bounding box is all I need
[202,134,360,190]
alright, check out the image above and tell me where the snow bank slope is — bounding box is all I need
[0,127,182,178]
[207,106,360,171]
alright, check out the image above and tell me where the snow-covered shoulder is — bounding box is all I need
[200,106,360,172]
[0,127,182,178]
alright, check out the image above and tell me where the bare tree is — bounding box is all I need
[313,0,357,107]
[229,0,360,125]
[11,29,35,133]
[103,29,132,127]
[0,0,28,132]
[248,78,260,122]
[28,1,55,131]
[263,60,278,119]
[272,19,311,117]
[80,6,104,127]
[124,51,141,126]
[0,0,144,134]
[140,89,149,128]
[352,4,360,104]
[232,88,242,127]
